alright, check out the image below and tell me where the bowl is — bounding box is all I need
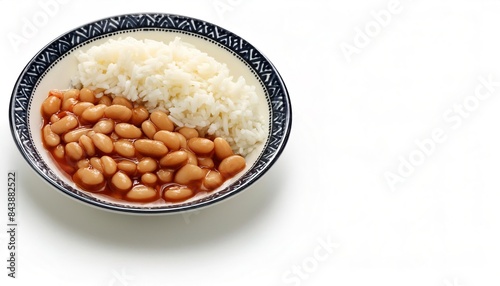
[9,13,292,214]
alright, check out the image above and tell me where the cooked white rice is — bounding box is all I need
[72,37,266,156]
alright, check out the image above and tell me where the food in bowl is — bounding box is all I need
[40,37,267,203]
[10,13,291,214]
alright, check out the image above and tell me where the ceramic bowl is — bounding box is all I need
[9,13,291,214]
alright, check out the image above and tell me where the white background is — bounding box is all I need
[1,0,500,285]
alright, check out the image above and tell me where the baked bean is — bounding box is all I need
[201,168,210,177]
[61,97,78,111]
[153,130,180,151]
[188,137,214,156]
[73,102,94,116]
[178,127,199,139]
[176,132,187,149]
[90,133,114,153]
[159,151,188,169]
[48,89,63,99]
[79,88,95,103]
[81,104,107,122]
[98,95,112,106]
[115,123,142,139]
[137,157,158,174]
[113,140,135,157]
[126,185,156,201]
[105,105,132,122]
[90,157,103,173]
[141,120,157,139]
[43,125,60,147]
[214,137,234,160]
[50,114,78,134]
[50,114,60,124]
[141,172,158,185]
[150,110,174,131]
[131,106,149,126]
[63,127,91,143]
[63,89,79,101]
[174,164,204,185]
[117,160,137,176]
[203,170,224,190]
[65,142,84,161]
[100,155,117,177]
[42,96,61,116]
[93,119,114,134]
[112,96,133,109]
[134,139,168,157]
[53,144,65,159]
[219,155,246,178]
[185,150,198,165]
[163,186,193,202]
[77,159,90,169]
[157,169,174,183]
[79,135,95,157]
[42,89,250,204]
[198,157,214,169]
[56,110,71,118]
[74,167,104,187]
[111,171,132,192]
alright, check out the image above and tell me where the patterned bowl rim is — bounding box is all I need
[9,13,292,214]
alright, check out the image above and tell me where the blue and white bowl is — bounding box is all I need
[9,13,292,214]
